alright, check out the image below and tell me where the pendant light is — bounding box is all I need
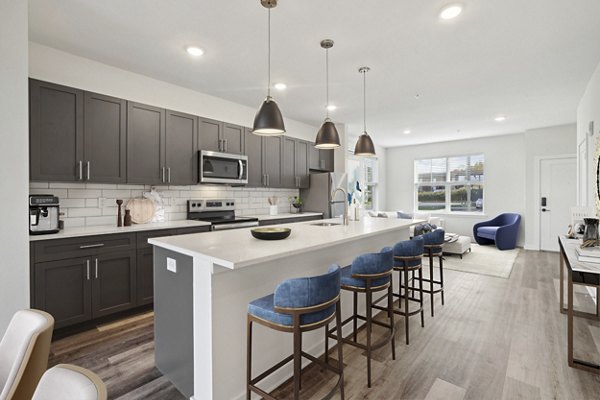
[354,67,376,156]
[314,39,341,149]
[252,0,286,136]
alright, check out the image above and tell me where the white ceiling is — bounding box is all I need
[29,0,600,148]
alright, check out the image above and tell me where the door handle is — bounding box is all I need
[223,139,228,153]
[95,258,98,279]
[161,167,166,183]
[541,208,551,212]
[78,161,83,180]
[86,259,90,281]
[86,161,91,181]
[167,167,171,183]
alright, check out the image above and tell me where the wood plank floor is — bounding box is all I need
[49,250,600,399]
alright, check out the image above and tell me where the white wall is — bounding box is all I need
[28,42,318,142]
[0,1,30,331]
[386,134,527,246]
[385,126,578,248]
[523,124,576,249]
[375,144,387,211]
[577,61,600,209]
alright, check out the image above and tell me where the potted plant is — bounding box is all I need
[289,196,303,214]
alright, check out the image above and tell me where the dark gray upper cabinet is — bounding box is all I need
[199,118,244,154]
[30,79,84,182]
[84,92,127,183]
[262,136,283,188]
[127,102,165,184]
[296,140,310,188]
[165,110,198,185]
[282,137,297,188]
[244,128,264,187]
[223,124,245,154]
[198,117,222,152]
[309,144,335,172]
[320,149,334,172]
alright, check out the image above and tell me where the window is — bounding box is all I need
[414,154,484,213]
[348,156,378,210]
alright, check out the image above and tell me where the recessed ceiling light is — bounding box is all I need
[326,104,337,111]
[494,115,507,122]
[439,4,463,20]
[403,130,411,135]
[273,82,287,91]
[186,46,204,57]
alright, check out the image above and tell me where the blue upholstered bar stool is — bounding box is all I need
[326,248,395,388]
[374,237,425,345]
[414,230,445,317]
[246,266,344,400]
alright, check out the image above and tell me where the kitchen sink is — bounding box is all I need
[310,222,342,227]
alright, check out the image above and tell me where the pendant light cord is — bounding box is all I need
[326,47,330,119]
[267,8,271,98]
[363,69,367,133]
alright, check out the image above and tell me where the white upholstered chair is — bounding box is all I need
[32,364,107,400]
[0,309,54,400]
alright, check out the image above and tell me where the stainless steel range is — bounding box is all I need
[187,199,259,231]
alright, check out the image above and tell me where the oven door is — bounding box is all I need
[200,150,248,185]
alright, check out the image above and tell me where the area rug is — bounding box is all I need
[443,243,519,278]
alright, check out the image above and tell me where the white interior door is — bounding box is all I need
[540,157,576,251]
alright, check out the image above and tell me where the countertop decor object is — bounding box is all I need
[252,0,285,136]
[124,209,132,227]
[116,199,123,227]
[127,198,155,224]
[250,227,291,240]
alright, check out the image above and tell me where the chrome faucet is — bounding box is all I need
[330,187,349,225]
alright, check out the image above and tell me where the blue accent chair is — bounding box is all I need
[413,230,446,317]
[327,248,395,388]
[473,213,521,250]
[247,266,344,400]
[379,237,425,345]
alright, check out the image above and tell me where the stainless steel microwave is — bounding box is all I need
[199,150,248,185]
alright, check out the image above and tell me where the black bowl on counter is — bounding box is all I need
[251,227,291,240]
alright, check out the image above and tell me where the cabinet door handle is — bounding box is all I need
[78,161,83,180]
[86,161,91,181]
[268,175,270,187]
[86,259,90,281]
[167,167,171,183]
[95,258,98,279]
[79,243,105,249]
[162,167,166,183]
[223,139,228,153]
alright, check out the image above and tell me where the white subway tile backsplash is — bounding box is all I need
[30,182,49,189]
[49,182,82,189]
[31,182,300,228]
[85,183,118,190]
[102,189,132,198]
[68,189,101,198]
[61,198,86,208]
[68,208,102,218]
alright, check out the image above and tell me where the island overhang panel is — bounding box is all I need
[149,217,417,400]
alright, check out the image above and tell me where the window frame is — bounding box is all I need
[414,154,484,214]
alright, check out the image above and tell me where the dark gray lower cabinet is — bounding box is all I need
[34,257,92,329]
[92,250,136,318]
[258,215,323,226]
[137,249,154,306]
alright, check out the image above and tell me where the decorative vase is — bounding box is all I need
[583,218,599,244]
[292,203,302,214]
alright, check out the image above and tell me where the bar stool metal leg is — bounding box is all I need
[429,251,435,317]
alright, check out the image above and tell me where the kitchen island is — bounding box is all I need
[149,216,417,400]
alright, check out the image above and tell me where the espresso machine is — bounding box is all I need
[29,195,60,234]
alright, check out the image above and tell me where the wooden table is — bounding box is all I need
[558,236,600,375]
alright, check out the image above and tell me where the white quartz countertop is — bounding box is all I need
[559,236,600,275]
[149,217,416,269]
[29,220,211,241]
[250,212,323,221]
